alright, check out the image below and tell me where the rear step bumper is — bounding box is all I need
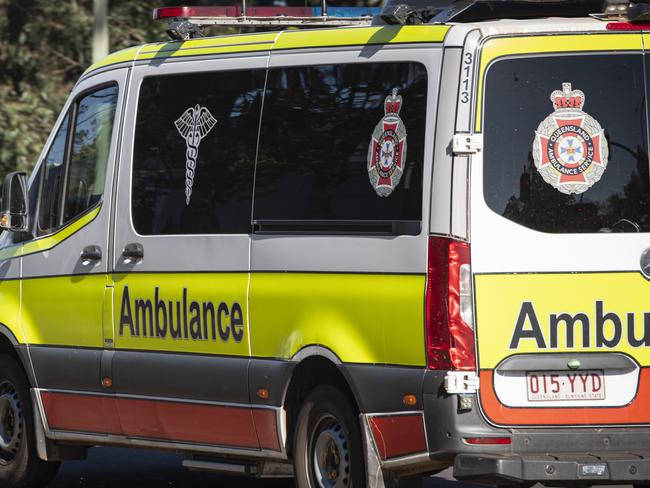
[454,452,650,484]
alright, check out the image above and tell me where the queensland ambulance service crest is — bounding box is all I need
[532,83,608,195]
[367,89,407,197]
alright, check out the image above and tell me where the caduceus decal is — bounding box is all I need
[174,105,217,205]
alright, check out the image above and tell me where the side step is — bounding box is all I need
[183,458,293,478]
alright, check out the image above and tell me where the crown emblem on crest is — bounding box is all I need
[550,82,585,111]
[384,88,403,115]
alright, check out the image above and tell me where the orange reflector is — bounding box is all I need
[402,394,417,406]
[102,377,113,388]
[257,388,269,400]
[464,437,511,445]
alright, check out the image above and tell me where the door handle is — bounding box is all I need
[80,245,102,264]
[641,248,650,279]
[122,242,144,264]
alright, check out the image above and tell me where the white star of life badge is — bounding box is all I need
[532,83,608,195]
[367,88,407,197]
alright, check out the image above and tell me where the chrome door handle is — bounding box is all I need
[122,242,144,264]
[80,245,102,264]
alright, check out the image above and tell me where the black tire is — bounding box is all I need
[293,385,365,488]
[386,474,423,488]
[0,355,59,487]
[381,472,423,488]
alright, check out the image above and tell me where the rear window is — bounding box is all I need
[253,62,427,233]
[483,54,650,233]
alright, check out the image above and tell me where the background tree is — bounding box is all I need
[0,0,376,180]
[0,0,186,179]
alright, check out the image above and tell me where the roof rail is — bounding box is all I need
[377,0,650,24]
[153,5,381,40]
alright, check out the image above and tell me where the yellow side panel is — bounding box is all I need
[0,277,24,343]
[475,272,650,369]
[136,33,278,61]
[21,274,109,348]
[84,25,449,76]
[250,273,426,366]
[112,273,249,357]
[22,207,101,257]
[84,46,142,75]
[475,33,643,131]
[273,25,449,50]
[0,207,100,262]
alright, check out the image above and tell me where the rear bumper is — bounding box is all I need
[359,368,650,482]
[422,369,650,483]
[454,451,650,484]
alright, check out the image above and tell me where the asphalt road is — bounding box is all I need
[47,447,636,488]
[47,446,481,488]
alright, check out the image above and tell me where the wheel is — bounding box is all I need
[293,385,365,488]
[0,355,59,487]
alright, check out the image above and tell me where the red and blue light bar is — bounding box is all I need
[153,5,380,21]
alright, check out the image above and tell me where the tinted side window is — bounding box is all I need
[483,54,649,233]
[37,84,118,236]
[38,114,70,233]
[132,69,265,235]
[64,85,118,223]
[254,63,427,224]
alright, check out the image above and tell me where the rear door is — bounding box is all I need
[470,32,650,426]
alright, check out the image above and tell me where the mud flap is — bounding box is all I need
[361,413,387,488]
[31,389,50,461]
[30,389,86,462]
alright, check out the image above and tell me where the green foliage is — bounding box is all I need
[0,0,171,179]
[0,0,373,180]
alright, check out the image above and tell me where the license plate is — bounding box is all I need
[526,370,605,401]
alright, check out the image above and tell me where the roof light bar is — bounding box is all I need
[153,6,236,21]
[153,5,380,30]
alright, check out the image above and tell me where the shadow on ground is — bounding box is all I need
[49,447,625,488]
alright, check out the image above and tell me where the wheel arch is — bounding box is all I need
[0,323,35,387]
[282,346,364,459]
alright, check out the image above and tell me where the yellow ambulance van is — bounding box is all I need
[1,1,650,486]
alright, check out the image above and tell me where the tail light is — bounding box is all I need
[426,236,476,370]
